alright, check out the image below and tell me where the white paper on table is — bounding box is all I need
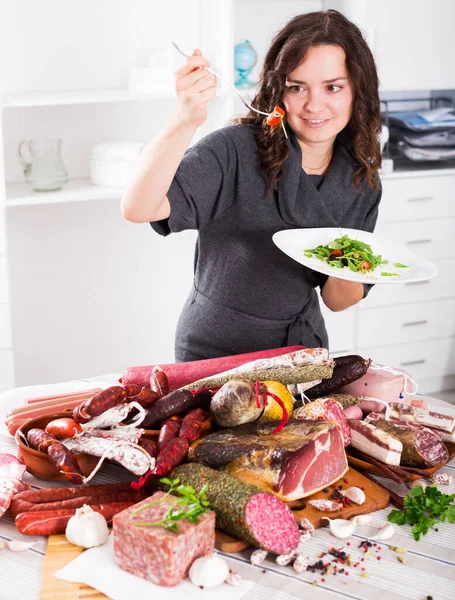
[54,534,254,600]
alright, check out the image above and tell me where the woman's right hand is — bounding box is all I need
[174,49,216,127]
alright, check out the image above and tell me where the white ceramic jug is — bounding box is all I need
[18,138,69,191]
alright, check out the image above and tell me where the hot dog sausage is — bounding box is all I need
[72,386,128,423]
[45,418,83,439]
[179,408,207,444]
[154,437,189,476]
[142,390,194,428]
[15,502,133,536]
[157,415,182,451]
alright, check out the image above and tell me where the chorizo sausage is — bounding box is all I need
[9,489,147,517]
[138,437,157,458]
[45,418,82,439]
[47,441,84,484]
[142,390,194,428]
[12,482,134,504]
[149,366,170,397]
[154,437,189,476]
[15,502,133,536]
[179,408,207,444]
[27,428,56,452]
[157,415,182,451]
[73,386,128,423]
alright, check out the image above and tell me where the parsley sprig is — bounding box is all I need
[132,477,210,532]
[388,485,455,540]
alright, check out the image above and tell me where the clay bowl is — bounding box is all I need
[15,413,101,481]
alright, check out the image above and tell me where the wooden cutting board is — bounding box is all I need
[214,466,390,553]
[39,467,389,596]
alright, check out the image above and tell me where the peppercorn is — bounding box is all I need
[323,488,329,493]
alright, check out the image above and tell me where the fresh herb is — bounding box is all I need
[388,485,455,540]
[381,272,400,277]
[304,234,389,274]
[393,262,409,268]
[133,476,210,532]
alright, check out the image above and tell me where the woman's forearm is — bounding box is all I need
[321,276,365,311]
[121,115,198,223]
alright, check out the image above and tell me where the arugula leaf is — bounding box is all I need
[393,262,409,268]
[133,477,210,532]
[388,485,455,541]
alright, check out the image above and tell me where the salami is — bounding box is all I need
[73,386,128,422]
[157,416,182,451]
[306,357,371,398]
[142,390,195,428]
[172,463,300,554]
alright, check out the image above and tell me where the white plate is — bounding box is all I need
[272,227,438,284]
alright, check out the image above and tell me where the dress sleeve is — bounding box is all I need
[150,129,234,236]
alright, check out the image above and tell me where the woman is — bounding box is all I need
[121,10,382,362]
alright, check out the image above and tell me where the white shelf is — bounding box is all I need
[6,179,122,207]
[0,88,175,108]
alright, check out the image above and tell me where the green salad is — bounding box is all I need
[304,234,409,275]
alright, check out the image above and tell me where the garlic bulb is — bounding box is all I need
[322,517,358,539]
[189,553,230,588]
[409,479,427,492]
[65,504,109,548]
[342,487,366,505]
[369,523,395,541]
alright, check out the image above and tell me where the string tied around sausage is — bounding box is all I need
[368,362,419,398]
[254,380,289,434]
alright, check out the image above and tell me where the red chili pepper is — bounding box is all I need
[266,105,285,127]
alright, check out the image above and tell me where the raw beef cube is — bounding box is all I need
[113,491,216,587]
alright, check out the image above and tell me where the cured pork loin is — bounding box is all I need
[387,404,455,442]
[366,419,448,467]
[348,419,403,466]
[188,420,348,501]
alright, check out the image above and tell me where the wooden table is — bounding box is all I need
[1,380,454,600]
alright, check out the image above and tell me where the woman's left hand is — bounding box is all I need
[321,277,364,312]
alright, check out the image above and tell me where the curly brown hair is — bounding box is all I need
[239,9,381,193]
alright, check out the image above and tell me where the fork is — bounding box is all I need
[171,41,269,116]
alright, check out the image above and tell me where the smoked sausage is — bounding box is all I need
[149,366,170,397]
[73,386,128,423]
[179,408,207,444]
[142,390,195,428]
[138,437,158,459]
[45,418,83,439]
[12,482,134,504]
[27,428,84,484]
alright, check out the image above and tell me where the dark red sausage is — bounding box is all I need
[149,366,170,397]
[157,415,182,451]
[13,482,135,504]
[142,390,194,428]
[135,387,160,408]
[9,489,147,517]
[333,355,364,367]
[73,386,128,422]
[138,437,158,458]
[179,408,207,444]
[307,358,371,398]
[27,428,56,452]
[15,502,133,536]
[45,418,83,439]
[122,383,144,398]
[154,438,189,476]
[47,441,84,484]
[72,403,91,424]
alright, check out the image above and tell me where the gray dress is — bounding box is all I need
[151,124,382,361]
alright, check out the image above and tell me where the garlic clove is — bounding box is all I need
[369,523,395,541]
[6,541,37,552]
[342,487,366,505]
[189,553,230,588]
[321,517,358,539]
[408,479,427,492]
[354,514,372,526]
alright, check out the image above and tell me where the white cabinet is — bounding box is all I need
[323,0,455,92]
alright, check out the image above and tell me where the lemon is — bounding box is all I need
[260,380,294,421]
